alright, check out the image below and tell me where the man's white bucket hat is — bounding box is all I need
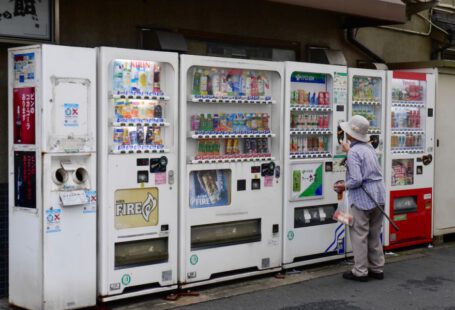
[339,115,370,143]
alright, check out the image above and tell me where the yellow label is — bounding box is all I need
[115,188,159,229]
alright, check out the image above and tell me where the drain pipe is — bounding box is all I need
[345,28,385,63]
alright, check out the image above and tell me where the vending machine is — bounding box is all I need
[179,55,283,287]
[8,45,97,310]
[345,68,386,255]
[282,62,348,268]
[97,47,178,300]
[384,71,435,250]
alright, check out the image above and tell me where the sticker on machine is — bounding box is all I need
[189,169,231,209]
[83,190,97,214]
[63,103,79,127]
[14,53,35,84]
[115,188,159,229]
[290,163,323,201]
[46,208,62,233]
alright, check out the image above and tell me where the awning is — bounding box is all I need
[266,0,407,26]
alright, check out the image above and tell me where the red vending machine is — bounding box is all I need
[384,71,435,250]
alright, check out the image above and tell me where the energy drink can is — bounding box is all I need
[137,127,144,144]
[154,104,163,119]
[146,127,154,145]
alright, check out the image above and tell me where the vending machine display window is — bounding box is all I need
[393,196,418,214]
[189,169,231,208]
[289,72,333,158]
[294,205,337,228]
[191,219,261,250]
[110,59,170,154]
[115,238,169,269]
[352,76,382,133]
[390,76,427,154]
[392,159,414,186]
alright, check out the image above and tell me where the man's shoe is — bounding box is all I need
[342,271,368,282]
[368,271,384,280]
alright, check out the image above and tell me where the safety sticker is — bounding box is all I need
[46,208,62,233]
[64,103,79,127]
[83,190,97,214]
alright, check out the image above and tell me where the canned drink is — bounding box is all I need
[250,138,257,154]
[233,138,240,154]
[129,129,138,145]
[298,90,304,104]
[226,139,233,154]
[291,90,298,104]
[324,91,330,105]
[137,127,144,144]
[145,127,154,145]
[318,92,325,106]
[113,128,123,143]
[245,138,251,154]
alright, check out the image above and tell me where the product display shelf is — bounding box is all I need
[290,129,332,135]
[111,93,170,101]
[290,151,332,159]
[290,105,332,112]
[189,95,275,105]
[189,131,275,139]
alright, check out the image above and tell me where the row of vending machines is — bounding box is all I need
[8,45,435,310]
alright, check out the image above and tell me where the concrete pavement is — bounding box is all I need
[1,242,454,310]
[105,242,455,310]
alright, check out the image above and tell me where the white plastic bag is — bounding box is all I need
[332,190,353,226]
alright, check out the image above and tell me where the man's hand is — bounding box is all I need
[341,141,350,153]
[333,180,346,193]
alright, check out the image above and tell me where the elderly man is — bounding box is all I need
[334,115,386,282]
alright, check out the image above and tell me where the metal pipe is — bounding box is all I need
[379,9,448,36]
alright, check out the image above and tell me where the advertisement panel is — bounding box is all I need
[189,169,231,208]
[290,162,323,201]
[115,188,159,229]
[13,87,35,144]
[14,151,36,208]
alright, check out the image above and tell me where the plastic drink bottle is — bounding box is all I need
[122,61,131,96]
[192,69,202,96]
[153,64,161,94]
[113,61,124,95]
[211,68,220,96]
[200,70,209,96]
[251,72,258,97]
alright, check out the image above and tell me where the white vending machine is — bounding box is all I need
[179,55,283,287]
[283,62,348,268]
[346,68,386,255]
[8,45,97,310]
[97,47,178,301]
[384,71,435,250]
